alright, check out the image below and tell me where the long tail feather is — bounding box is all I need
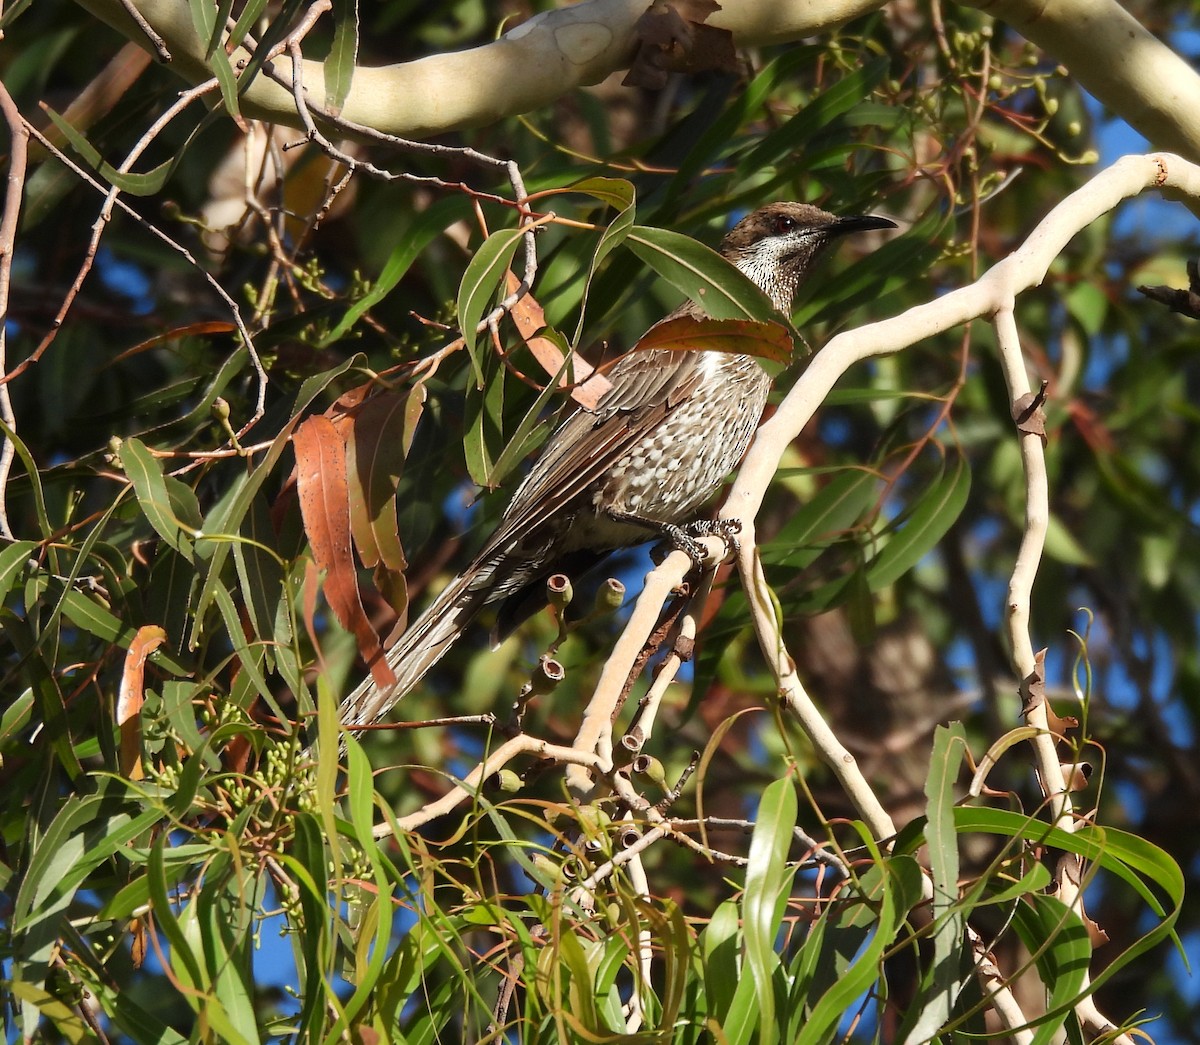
[337,571,490,731]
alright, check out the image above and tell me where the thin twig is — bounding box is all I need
[272,41,541,336]
[14,81,221,384]
[114,0,171,61]
[20,118,268,435]
[0,81,29,541]
[371,733,609,839]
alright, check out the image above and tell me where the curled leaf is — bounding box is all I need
[1019,647,1048,719]
[623,0,736,89]
[1060,761,1093,791]
[1012,382,1048,439]
[968,725,1042,797]
[117,625,167,780]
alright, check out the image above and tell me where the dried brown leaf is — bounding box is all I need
[1019,647,1048,719]
[130,917,147,969]
[117,625,166,781]
[504,271,610,409]
[1023,649,1079,737]
[1012,383,1048,438]
[630,314,794,365]
[1083,911,1110,948]
[294,416,395,691]
[1059,761,1092,791]
[1046,705,1079,737]
[623,0,736,88]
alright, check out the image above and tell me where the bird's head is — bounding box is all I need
[720,202,897,313]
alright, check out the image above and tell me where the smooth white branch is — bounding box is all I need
[72,0,1200,159]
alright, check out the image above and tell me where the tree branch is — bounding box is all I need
[71,0,1200,161]
[727,151,1194,1045]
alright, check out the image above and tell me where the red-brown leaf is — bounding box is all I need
[631,314,794,365]
[117,625,166,780]
[505,270,611,410]
[107,321,238,367]
[294,416,396,691]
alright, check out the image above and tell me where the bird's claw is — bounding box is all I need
[660,518,742,568]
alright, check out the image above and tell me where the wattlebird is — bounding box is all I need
[339,202,895,731]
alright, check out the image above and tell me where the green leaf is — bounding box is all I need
[487,335,570,486]
[625,225,783,324]
[331,736,394,1034]
[743,776,797,1043]
[8,981,89,1042]
[41,106,180,196]
[738,57,890,176]
[324,0,358,113]
[84,976,190,1045]
[321,196,471,346]
[457,226,526,386]
[232,0,305,94]
[186,0,241,120]
[121,437,197,560]
[867,453,971,590]
[231,494,286,669]
[1043,511,1095,566]
[702,900,743,1024]
[12,789,163,1006]
[212,580,280,717]
[1065,281,1108,337]
[667,47,820,197]
[1011,893,1092,1045]
[208,0,236,57]
[0,675,34,746]
[761,469,878,568]
[0,539,36,605]
[279,814,333,1034]
[954,806,1183,922]
[54,583,190,676]
[0,416,54,550]
[903,724,969,1044]
[572,189,636,346]
[3,610,82,779]
[199,871,260,1045]
[556,175,635,211]
[463,350,506,488]
[795,853,914,1045]
[227,0,269,50]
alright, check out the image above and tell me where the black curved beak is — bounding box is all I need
[831,213,898,237]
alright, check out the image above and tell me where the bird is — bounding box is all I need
[338,202,896,731]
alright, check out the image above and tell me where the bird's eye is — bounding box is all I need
[772,214,797,235]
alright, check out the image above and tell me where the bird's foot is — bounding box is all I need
[659,518,741,568]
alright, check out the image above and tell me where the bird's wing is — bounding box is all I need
[476,347,708,557]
